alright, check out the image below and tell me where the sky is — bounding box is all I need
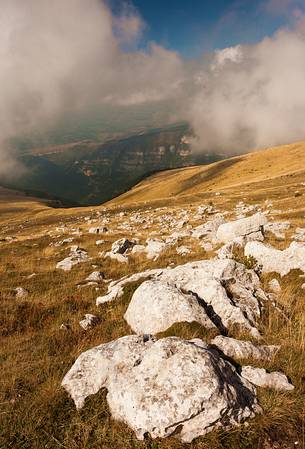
[2,0,305,178]
[111,0,303,56]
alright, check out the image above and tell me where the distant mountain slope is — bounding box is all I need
[7,123,222,206]
[109,140,305,206]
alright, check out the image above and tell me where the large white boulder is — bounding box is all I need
[245,241,305,276]
[216,213,267,244]
[62,336,261,442]
[211,336,280,361]
[97,259,268,338]
[124,280,215,334]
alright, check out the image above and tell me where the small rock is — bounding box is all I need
[15,287,29,298]
[216,213,267,244]
[176,246,191,256]
[268,278,281,293]
[79,314,100,330]
[211,336,280,361]
[241,366,294,391]
[86,271,104,282]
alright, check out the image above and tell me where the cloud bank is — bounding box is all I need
[189,12,305,153]
[0,0,183,177]
[2,0,305,177]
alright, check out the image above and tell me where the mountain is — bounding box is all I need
[1,140,304,449]
[5,123,223,206]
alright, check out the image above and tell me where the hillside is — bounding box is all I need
[1,141,305,449]
[110,140,305,206]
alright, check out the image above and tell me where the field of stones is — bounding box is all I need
[1,146,305,448]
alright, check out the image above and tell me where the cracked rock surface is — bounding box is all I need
[98,258,267,338]
[62,336,261,442]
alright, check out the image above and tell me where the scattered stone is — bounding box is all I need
[192,216,225,240]
[146,238,166,260]
[56,246,89,271]
[104,252,128,264]
[211,336,280,361]
[15,287,29,298]
[268,278,281,293]
[216,213,267,244]
[62,336,261,442]
[176,246,191,256]
[86,271,104,282]
[241,366,294,391]
[89,227,107,234]
[112,238,137,255]
[201,242,213,252]
[217,238,244,259]
[79,314,100,330]
[265,222,290,240]
[131,244,146,254]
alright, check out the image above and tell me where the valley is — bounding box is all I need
[4,123,223,206]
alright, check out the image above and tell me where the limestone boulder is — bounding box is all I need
[245,241,305,276]
[62,336,261,442]
[124,280,215,334]
[216,213,267,244]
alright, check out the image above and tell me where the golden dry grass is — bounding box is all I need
[1,141,305,448]
[108,140,305,207]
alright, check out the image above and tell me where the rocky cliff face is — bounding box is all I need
[8,124,220,205]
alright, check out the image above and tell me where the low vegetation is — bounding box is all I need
[1,141,305,448]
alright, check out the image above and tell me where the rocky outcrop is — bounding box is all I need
[62,336,261,442]
[97,259,268,338]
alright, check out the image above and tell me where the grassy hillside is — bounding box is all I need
[110,141,305,206]
[1,141,305,449]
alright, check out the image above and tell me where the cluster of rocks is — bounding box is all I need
[2,192,301,442]
[59,207,299,442]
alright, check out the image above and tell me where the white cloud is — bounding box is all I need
[2,0,305,177]
[0,0,184,177]
[188,17,305,153]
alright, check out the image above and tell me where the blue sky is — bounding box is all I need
[111,0,302,57]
